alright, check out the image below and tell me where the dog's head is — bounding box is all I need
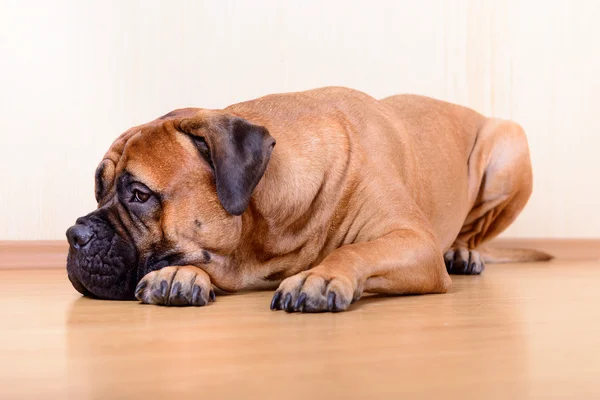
[66,109,275,299]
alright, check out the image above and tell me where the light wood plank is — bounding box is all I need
[0,243,599,398]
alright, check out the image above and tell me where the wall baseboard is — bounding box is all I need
[488,238,600,262]
[0,239,598,270]
[1,241,69,269]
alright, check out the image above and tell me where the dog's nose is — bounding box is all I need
[66,224,94,249]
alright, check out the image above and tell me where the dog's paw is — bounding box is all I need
[444,248,485,275]
[270,270,358,313]
[135,266,215,306]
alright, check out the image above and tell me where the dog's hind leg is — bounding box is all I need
[445,119,534,275]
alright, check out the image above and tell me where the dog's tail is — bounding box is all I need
[480,246,554,263]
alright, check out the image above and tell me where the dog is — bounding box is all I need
[66,87,551,312]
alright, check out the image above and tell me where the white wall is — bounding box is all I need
[1,0,598,240]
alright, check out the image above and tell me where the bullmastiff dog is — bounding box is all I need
[66,87,551,312]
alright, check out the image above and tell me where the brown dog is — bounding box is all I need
[65,87,551,312]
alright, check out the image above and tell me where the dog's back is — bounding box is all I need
[229,87,545,277]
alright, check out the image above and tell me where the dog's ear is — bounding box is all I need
[178,114,276,216]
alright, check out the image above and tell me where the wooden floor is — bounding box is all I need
[1,243,600,399]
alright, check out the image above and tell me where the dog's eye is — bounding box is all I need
[131,189,150,203]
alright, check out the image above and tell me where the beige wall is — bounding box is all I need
[1,0,598,240]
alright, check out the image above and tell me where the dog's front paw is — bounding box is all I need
[135,266,215,306]
[270,270,358,313]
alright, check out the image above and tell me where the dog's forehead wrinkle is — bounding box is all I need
[109,119,204,193]
[100,129,147,191]
[175,130,204,158]
[105,129,143,166]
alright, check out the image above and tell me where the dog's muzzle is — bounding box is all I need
[66,212,138,300]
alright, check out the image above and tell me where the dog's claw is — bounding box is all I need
[294,292,307,311]
[191,285,200,303]
[327,291,337,311]
[168,282,185,305]
[191,285,205,306]
[160,280,168,297]
[270,291,282,310]
[283,293,293,312]
[134,280,147,298]
[170,282,181,297]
